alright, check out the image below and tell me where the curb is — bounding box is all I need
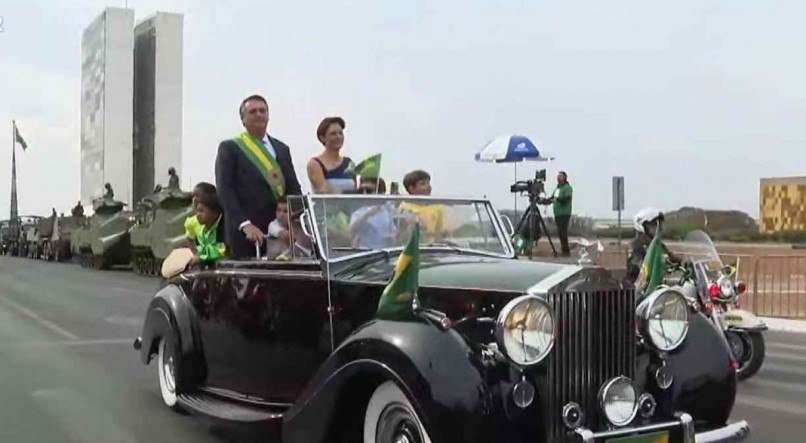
[759,317,806,334]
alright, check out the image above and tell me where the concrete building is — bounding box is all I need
[759,176,806,233]
[133,12,183,202]
[81,7,134,207]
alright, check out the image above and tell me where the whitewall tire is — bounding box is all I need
[157,337,181,410]
[363,381,432,443]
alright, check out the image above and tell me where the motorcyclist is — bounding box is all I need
[627,207,681,281]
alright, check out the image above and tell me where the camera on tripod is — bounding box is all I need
[508,168,558,257]
[510,169,549,203]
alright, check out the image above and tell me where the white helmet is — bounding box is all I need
[633,207,664,234]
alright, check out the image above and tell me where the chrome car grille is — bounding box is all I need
[545,288,636,439]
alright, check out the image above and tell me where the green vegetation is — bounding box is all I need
[589,207,804,244]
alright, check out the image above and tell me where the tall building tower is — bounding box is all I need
[81,7,135,207]
[133,12,183,202]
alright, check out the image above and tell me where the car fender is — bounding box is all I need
[657,311,737,426]
[283,319,492,443]
[723,309,768,331]
[138,283,198,367]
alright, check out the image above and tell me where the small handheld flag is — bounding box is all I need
[348,153,382,178]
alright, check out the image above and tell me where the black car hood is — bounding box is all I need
[335,253,571,293]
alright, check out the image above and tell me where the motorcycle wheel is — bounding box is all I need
[727,330,765,380]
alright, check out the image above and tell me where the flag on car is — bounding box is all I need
[13,121,28,150]
[636,234,665,296]
[349,153,382,178]
[377,223,419,319]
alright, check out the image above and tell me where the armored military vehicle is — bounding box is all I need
[37,211,83,262]
[15,216,43,258]
[130,188,193,275]
[0,220,11,255]
[73,198,133,269]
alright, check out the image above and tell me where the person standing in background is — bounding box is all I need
[550,171,573,256]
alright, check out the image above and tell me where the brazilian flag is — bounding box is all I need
[636,234,665,297]
[377,224,420,319]
[349,153,382,178]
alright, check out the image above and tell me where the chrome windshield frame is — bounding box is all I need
[303,194,515,263]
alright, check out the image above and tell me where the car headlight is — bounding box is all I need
[495,295,555,365]
[637,288,690,352]
[599,376,638,427]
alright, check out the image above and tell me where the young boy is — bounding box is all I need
[189,191,227,265]
[398,170,447,241]
[185,182,217,254]
[268,197,290,242]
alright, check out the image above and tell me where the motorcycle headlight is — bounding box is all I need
[637,288,690,352]
[495,295,555,365]
[599,376,638,427]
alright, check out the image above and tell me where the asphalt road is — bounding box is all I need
[0,255,803,442]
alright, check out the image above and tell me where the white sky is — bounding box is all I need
[1,0,804,219]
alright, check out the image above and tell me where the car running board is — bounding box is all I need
[177,391,284,423]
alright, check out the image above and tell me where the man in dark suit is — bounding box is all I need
[215,94,302,258]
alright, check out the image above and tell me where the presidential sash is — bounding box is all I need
[232,132,286,200]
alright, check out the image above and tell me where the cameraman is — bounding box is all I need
[549,171,573,256]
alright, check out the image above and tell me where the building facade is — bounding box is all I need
[81,7,134,207]
[759,176,806,233]
[133,12,183,202]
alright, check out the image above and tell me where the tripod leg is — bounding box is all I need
[537,213,558,256]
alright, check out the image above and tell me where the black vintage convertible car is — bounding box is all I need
[134,195,749,443]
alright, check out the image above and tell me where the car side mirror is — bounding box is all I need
[500,215,515,237]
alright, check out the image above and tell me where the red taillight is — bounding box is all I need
[730,359,738,371]
[709,283,721,298]
[736,281,747,295]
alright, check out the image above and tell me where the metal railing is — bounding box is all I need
[745,255,806,319]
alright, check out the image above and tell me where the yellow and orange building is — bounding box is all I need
[759,176,806,233]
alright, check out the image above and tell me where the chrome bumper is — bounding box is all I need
[573,413,749,443]
[696,420,750,443]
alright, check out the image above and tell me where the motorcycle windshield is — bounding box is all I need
[680,230,723,274]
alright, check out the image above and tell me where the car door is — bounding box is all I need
[188,261,330,403]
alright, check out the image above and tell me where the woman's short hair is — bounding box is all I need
[316,117,346,144]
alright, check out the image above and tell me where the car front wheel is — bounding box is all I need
[157,336,183,411]
[363,381,432,443]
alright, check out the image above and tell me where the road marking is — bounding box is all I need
[0,296,79,340]
[768,342,806,353]
[761,363,806,378]
[735,394,806,417]
[103,315,143,326]
[742,378,806,394]
[767,351,806,364]
[0,338,132,350]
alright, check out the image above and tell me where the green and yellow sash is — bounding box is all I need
[232,132,286,200]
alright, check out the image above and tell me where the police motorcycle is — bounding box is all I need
[673,230,767,380]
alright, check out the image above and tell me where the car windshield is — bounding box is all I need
[306,195,510,260]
